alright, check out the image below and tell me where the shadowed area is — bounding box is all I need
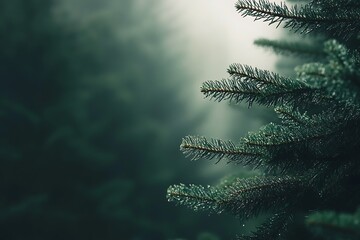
[0,0,280,239]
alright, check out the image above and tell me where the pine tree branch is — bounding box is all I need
[323,40,356,74]
[169,1,360,239]
[254,38,325,58]
[181,104,360,172]
[244,123,329,148]
[235,0,360,38]
[237,212,291,240]
[295,40,359,103]
[243,106,360,169]
[202,64,322,107]
[181,136,262,164]
[310,0,360,10]
[181,135,270,169]
[227,64,288,88]
[274,105,308,125]
[245,107,358,149]
[167,176,304,219]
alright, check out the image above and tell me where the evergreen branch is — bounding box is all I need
[202,64,322,107]
[254,38,324,58]
[286,0,309,2]
[243,123,326,152]
[183,102,360,171]
[180,135,263,164]
[170,1,360,238]
[274,105,308,125]
[242,106,360,171]
[181,135,270,169]
[295,62,350,99]
[310,0,360,10]
[323,40,356,73]
[235,0,360,38]
[237,212,290,240]
[295,40,359,103]
[167,176,303,219]
[227,64,288,88]
[295,62,327,81]
[244,119,341,149]
[182,104,360,171]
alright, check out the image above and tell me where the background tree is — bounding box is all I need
[167,0,360,239]
[0,0,241,239]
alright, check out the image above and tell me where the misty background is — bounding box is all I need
[0,0,282,239]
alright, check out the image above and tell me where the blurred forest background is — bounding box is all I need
[0,0,280,239]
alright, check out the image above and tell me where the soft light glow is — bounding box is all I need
[162,0,284,177]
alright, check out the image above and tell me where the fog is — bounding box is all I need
[158,0,283,136]
[159,0,283,177]
[0,0,285,239]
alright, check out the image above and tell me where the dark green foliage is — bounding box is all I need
[0,0,224,239]
[167,0,360,239]
[306,209,360,240]
[237,212,290,240]
[181,101,360,173]
[167,176,303,218]
[254,38,324,58]
[202,64,322,107]
[181,135,263,166]
[235,0,360,39]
